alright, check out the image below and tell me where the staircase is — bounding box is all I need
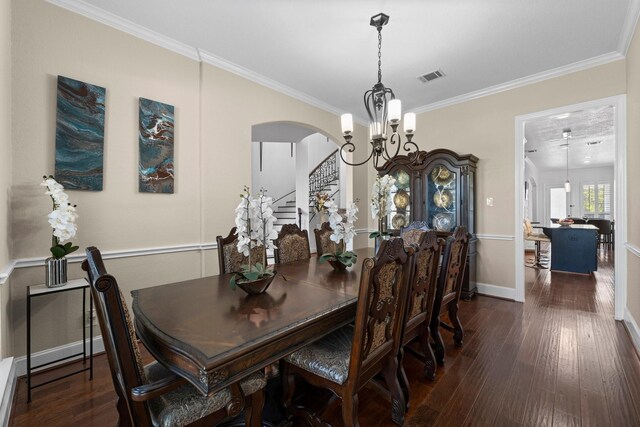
[270,149,340,234]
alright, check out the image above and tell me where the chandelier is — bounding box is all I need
[339,13,419,169]
[563,128,571,192]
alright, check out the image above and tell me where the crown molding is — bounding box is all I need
[619,0,640,55]
[46,0,199,60]
[411,51,625,115]
[196,49,364,123]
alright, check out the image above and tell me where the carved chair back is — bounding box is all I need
[401,221,430,234]
[436,227,469,308]
[402,231,444,344]
[274,223,311,264]
[313,222,344,257]
[82,246,151,426]
[216,227,266,274]
[348,238,414,386]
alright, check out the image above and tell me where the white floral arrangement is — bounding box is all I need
[370,174,396,238]
[41,175,79,259]
[231,186,278,287]
[319,200,359,267]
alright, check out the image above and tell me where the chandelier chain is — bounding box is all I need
[377,28,382,83]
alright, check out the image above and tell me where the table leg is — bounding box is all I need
[82,287,86,364]
[89,290,93,380]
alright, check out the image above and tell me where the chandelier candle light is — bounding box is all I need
[339,13,419,169]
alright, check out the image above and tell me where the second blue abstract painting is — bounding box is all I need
[138,97,175,194]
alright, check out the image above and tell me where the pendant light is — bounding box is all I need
[563,128,571,192]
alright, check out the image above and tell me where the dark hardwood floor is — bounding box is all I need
[10,248,640,426]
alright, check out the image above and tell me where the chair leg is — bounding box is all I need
[430,314,445,365]
[116,396,133,427]
[448,302,464,347]
[341,393,360,427]
[245,388,265,427]
[281,362,296,415]
[420,326,437,381]
[382,356,406,425]
[397,347,410,412]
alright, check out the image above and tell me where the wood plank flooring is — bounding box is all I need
[10,248,640,426]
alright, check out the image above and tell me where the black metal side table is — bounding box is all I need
[26,278,93,402]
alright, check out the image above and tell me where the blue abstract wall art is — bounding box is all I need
[139,97,175,194]
[55,76,106,191]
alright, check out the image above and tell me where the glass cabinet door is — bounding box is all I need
[426,164,457,232]
[386,168,411,231]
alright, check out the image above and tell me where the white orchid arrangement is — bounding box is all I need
[370,174,396,239]
[41,175,79,259]
[319,200,359,268]
[231,186,278,288]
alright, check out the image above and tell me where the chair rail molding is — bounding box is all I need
[0,261,16,285]
[476,234,514,241]
[626,242,640,258]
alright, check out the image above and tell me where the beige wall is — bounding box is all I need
[1,0,12,357]
[626,21,640,322]
[416,60,626,288]
[9,0,371,355]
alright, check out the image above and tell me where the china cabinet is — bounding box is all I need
[378,149,478,299]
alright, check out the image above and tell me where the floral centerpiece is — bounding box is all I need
[369,174,396,241]
[230,186,278,294]
[42,176,79,258]
[314,191,330,213]
[41,175,78,287]
[319,200,358,269]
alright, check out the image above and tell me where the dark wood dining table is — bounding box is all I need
[131,247,374,396]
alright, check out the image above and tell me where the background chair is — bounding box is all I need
[430,227,469,365]
[274,223,310,264]
[281,238,414,426]
[83,247,266,427]
[397,231,443,411]
[313,222,344,257]
[587,219,613,248]
[524,218,550,268]
[570,218,587,224]
[216,227,267,275]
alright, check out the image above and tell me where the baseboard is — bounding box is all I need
[476,282,516,301]
[0,358,16,427]
[15,336,104,377]
[624,308,640,356]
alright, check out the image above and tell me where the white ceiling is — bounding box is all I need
[524,105,615,171]
[66,0,636,122]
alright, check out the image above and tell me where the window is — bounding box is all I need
[582,182,611,218]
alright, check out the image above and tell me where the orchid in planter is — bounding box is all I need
[41,175,79,259]
[319,200,359,269]
[369,174,396,240]
[230,186,278,293]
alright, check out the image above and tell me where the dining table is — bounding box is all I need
[131,247,374,397]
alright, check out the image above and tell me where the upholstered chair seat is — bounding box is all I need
[284,325,353,385]
[145,363,266,427]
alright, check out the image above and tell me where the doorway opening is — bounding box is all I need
[514,95,626,320]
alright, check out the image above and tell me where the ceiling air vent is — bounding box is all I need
[418,69,446,83]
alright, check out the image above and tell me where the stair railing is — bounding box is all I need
[308,149,339,206]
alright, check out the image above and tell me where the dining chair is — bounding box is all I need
[216,227,266,274]
[396,230,444,410]
[274,223,311,264]
[430,227,469,365]
[83,246,266,427]
[313,221,344,257]
[281,238,414,426]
